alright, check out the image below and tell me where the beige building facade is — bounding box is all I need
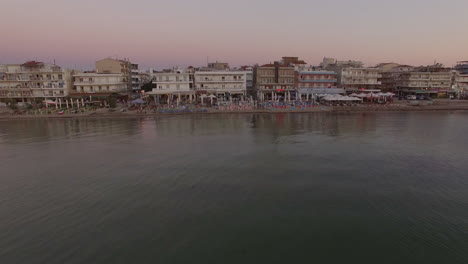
[72,73,128,95]
[0,61,71,102]
[340,68,382,91]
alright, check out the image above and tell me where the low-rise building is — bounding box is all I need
[0,61,71,102]
[194,71,248,99]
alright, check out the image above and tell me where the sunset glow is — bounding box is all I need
[2,0,468,69]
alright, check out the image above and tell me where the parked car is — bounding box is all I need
[406,95,417,100]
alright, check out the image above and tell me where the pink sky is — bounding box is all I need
[1,0,467,70]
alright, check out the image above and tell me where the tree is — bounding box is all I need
[141,81,154,92]
[108,97,117,108]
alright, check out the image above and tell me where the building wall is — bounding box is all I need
[379,66,414,91]
[396,71,453,92]
[341,68,382,90]
[152,71,194,92]
[195,71,247,94]
[0,62,69,102]
[295,71,337,89]
[207,62,229,70]
[255,64,295,92]
[72,73,127,94]
[96,58,129,74]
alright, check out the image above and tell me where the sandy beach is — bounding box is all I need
[1,99,468,120]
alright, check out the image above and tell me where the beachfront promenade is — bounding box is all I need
[2,99,468,119]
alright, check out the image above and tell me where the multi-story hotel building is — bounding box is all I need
[395,65,454,97]
[194,71,247,99]
[295,69,341,99]
[254,62,295,101]
[378,64,414,92]
[148,68,196,103]
[0,61,71,102]
[340,68,382,91]
[71,73,128,95]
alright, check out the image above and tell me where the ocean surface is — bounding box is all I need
[0,112,467,264]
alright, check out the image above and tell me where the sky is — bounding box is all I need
[1,0,468,70]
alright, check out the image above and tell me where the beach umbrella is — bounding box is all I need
[200,94,207,104]
[208,94,216,105]
[131,98,145,104]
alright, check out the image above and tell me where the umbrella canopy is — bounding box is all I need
[130,98,145,104]
[43,100,57,105]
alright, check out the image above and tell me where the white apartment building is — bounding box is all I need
[148,68,196,104]
[195,71,247,97]
[340,68,382,91]
[72,73,128,95]
[152,69,194,93]
[0,61,70,102]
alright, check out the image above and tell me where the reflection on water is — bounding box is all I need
[0,112,467,264]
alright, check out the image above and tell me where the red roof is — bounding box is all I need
[22,61,44,67]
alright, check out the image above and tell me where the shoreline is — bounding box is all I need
[2,104,468,120]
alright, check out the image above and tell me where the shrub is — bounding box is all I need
[109,97,117,108]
